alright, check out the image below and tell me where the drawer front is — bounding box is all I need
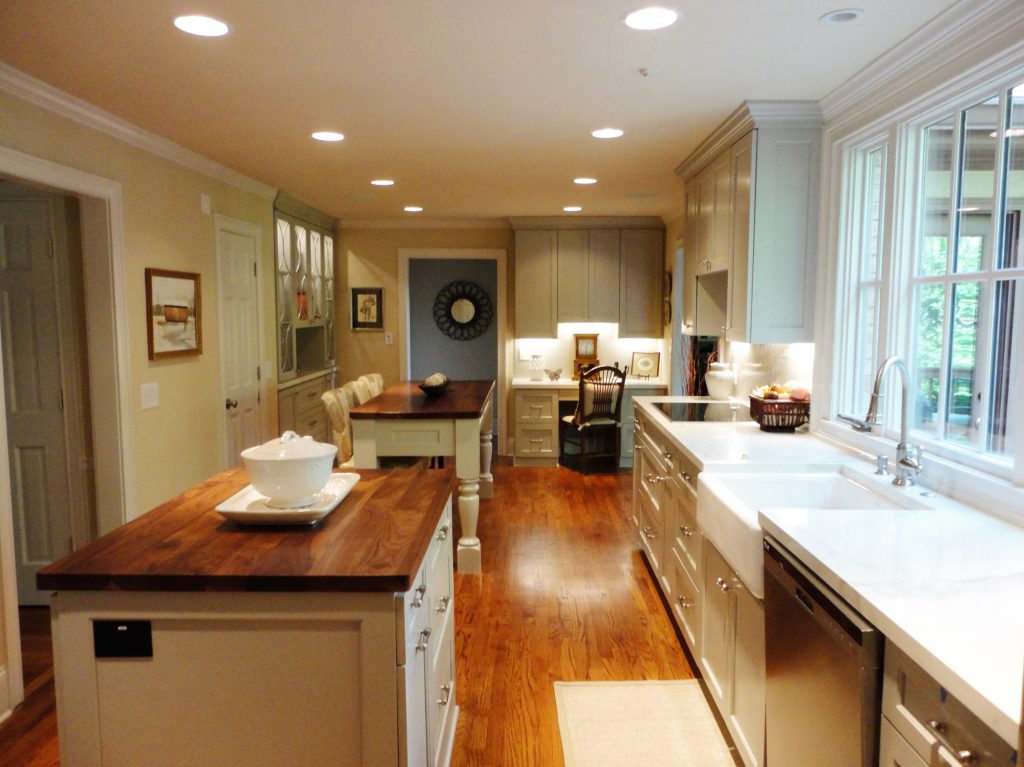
[515,425,556,456]
[638,436,668,513]
[515,391,557,423]
[636,489,663,573]
[670,478,701,580]
[640,423,676,472]
[293,378,327,414]
[293,407,327,442]
[427,611,455,767]
[670,548,701,654]
[426,507,454,639]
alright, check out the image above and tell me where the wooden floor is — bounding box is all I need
[0,459,695,766]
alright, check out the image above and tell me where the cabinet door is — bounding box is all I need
[557,230,588,322]
[730,583,765,767]
[710,154,733,272]
[515,230,558,337]
[275,218,297,380]
[728,131,754,343]
[682,189,699,334]
[878,720,929,767]
[587,229,620,322]
[700,543,733,712]
[619,229,663,337]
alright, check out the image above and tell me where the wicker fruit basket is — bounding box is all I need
[748,395,810,432]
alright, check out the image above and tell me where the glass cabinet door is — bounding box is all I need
[275,218,296,379]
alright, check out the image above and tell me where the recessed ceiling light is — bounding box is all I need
[404,206,423,213]
[592,128,624,139]
[311,131,345,142]
[623,7,679,31]
[819,8,865,24]
[564,206,583,213]
[173,15,230,37]
[371,179,395,186]
[574,177,598,185]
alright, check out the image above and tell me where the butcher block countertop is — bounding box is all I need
[37,466,457,594]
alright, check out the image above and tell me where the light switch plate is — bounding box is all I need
[200,193,211,215]
[385,332,393,345]
[140,382,159,410]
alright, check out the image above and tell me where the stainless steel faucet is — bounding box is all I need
[838,356,923,486]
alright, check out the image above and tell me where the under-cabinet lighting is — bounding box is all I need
[591,128,624,139]
[311,131,345,142]
[564,206,582,213]
[173,15,230,37]
[371,179,395,186]
[404,206,423,213]
[622,7,679,30]
[574,177,598,185]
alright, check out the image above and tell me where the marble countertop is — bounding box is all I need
[513,377,667,389]
[633,396,1024,747]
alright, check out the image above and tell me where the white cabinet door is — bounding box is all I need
[700,543,733,711]
[514,230,558,337]
[879,719,929,767]
[730,583,765,767]
[728,132,754,343]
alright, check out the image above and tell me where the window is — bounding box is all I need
[836,78,1024,479]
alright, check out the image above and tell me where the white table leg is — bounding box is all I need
[350,420,380,469]
[455,419,482,573]
[479,427,493,500]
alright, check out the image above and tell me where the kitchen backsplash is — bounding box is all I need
[724,341,815,396]
[515,323,664,380]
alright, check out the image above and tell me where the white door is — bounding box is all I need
[217,219,261,466]
[0,198,72,604]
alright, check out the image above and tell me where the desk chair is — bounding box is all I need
[559,364,627,473]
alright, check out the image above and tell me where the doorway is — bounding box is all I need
[398,248,508,453]
[0,185,95,605]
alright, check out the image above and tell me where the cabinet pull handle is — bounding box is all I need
[437,595,451,614]
[438,682,452,706]
[925,721,977,765]
[681,472,692,483]
[416,627,431,651]
[412,584,427,608]
[634,443,644,451]
[642,525,656,540]
[644,472,665,484]
[677,596,693,609]
[437,525,449,542]
[715,577,732,593]
[663,450,673,461]
[679,525,695,538]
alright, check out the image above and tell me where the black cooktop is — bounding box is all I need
[654,400,751,422]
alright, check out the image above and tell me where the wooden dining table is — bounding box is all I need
[349,379,495,573]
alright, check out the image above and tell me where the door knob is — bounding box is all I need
[225,398,239,409]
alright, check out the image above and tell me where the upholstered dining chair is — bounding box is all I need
[321,387,355,467]
[559,364,628,473]
[360,373,384,397]
[343,378,372,406]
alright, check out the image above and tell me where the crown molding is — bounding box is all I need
[0,62,276,200]
[674,101,822,181]
[339,217,511,230]
[820,0,1024,128]
[507,215,665,230]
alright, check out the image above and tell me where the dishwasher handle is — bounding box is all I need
[764,537,879,652]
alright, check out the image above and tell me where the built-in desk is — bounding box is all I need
[511,378,666,468]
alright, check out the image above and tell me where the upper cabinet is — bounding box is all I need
[274,194,337,382]
[676,101,823,344]
[512,218,663,339]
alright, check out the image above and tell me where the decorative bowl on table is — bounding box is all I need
[240,430,338,508]
[419,372,450,398]
[748,395,810,433]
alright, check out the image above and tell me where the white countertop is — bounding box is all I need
[513,377,667,389]
[634,396,1024,748]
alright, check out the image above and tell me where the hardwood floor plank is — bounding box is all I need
[1,459,693,767]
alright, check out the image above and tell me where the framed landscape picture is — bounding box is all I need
[145,268,202,360]
[351,287,384,330]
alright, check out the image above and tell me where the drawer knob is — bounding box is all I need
[416,627,431,651]
[438,682,452,706]
[716,577,732,593]
[437,525,449,542]
[663,450,673,461]
[437,595,451,614]
[681,472,692,483]
[642,525,656,540]
[412,584,427,608]
[677,596,693,609]
[679,525,695,538]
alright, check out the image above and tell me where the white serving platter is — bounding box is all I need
[215,472,360,525]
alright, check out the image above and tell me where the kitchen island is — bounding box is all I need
[37,466,459,767]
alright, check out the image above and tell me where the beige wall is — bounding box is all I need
[0,90,277,513]
[335,227,514,386]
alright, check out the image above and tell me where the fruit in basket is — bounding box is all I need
[752,383,792,398]
[789,386,810,402]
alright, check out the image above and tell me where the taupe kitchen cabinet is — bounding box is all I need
[274,210,336,382]
[700,542,765,767]
[677,101,823,344]
[556,229,620,323]
[277,372,332,443]
[513,229,558,338]
[512,387,559,463]
[619,228,664,338]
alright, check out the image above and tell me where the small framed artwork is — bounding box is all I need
[631,351,660,378]
[145,268,202,360]
[351,287,384,330]
[574,333,599,360]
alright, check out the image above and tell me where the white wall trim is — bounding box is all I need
[397,248,509,454]
[340,218,511,230]
[0,62,276,201]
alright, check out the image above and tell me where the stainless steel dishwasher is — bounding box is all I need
[763,536,883,767]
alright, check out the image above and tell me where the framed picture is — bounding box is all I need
[631,351,660,378]
[145,268,202,360]
[351,287,383,330]
[573,333,599,360]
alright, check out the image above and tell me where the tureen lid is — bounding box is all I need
[241,430,337,460]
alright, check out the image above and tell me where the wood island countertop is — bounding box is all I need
[37,467,457,593]
[350,379,494,420]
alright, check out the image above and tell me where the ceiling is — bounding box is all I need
[0,0,960,225]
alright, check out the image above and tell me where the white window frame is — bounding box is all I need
[815,62,1024,521]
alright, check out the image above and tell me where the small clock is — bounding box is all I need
[574,333,598,360]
